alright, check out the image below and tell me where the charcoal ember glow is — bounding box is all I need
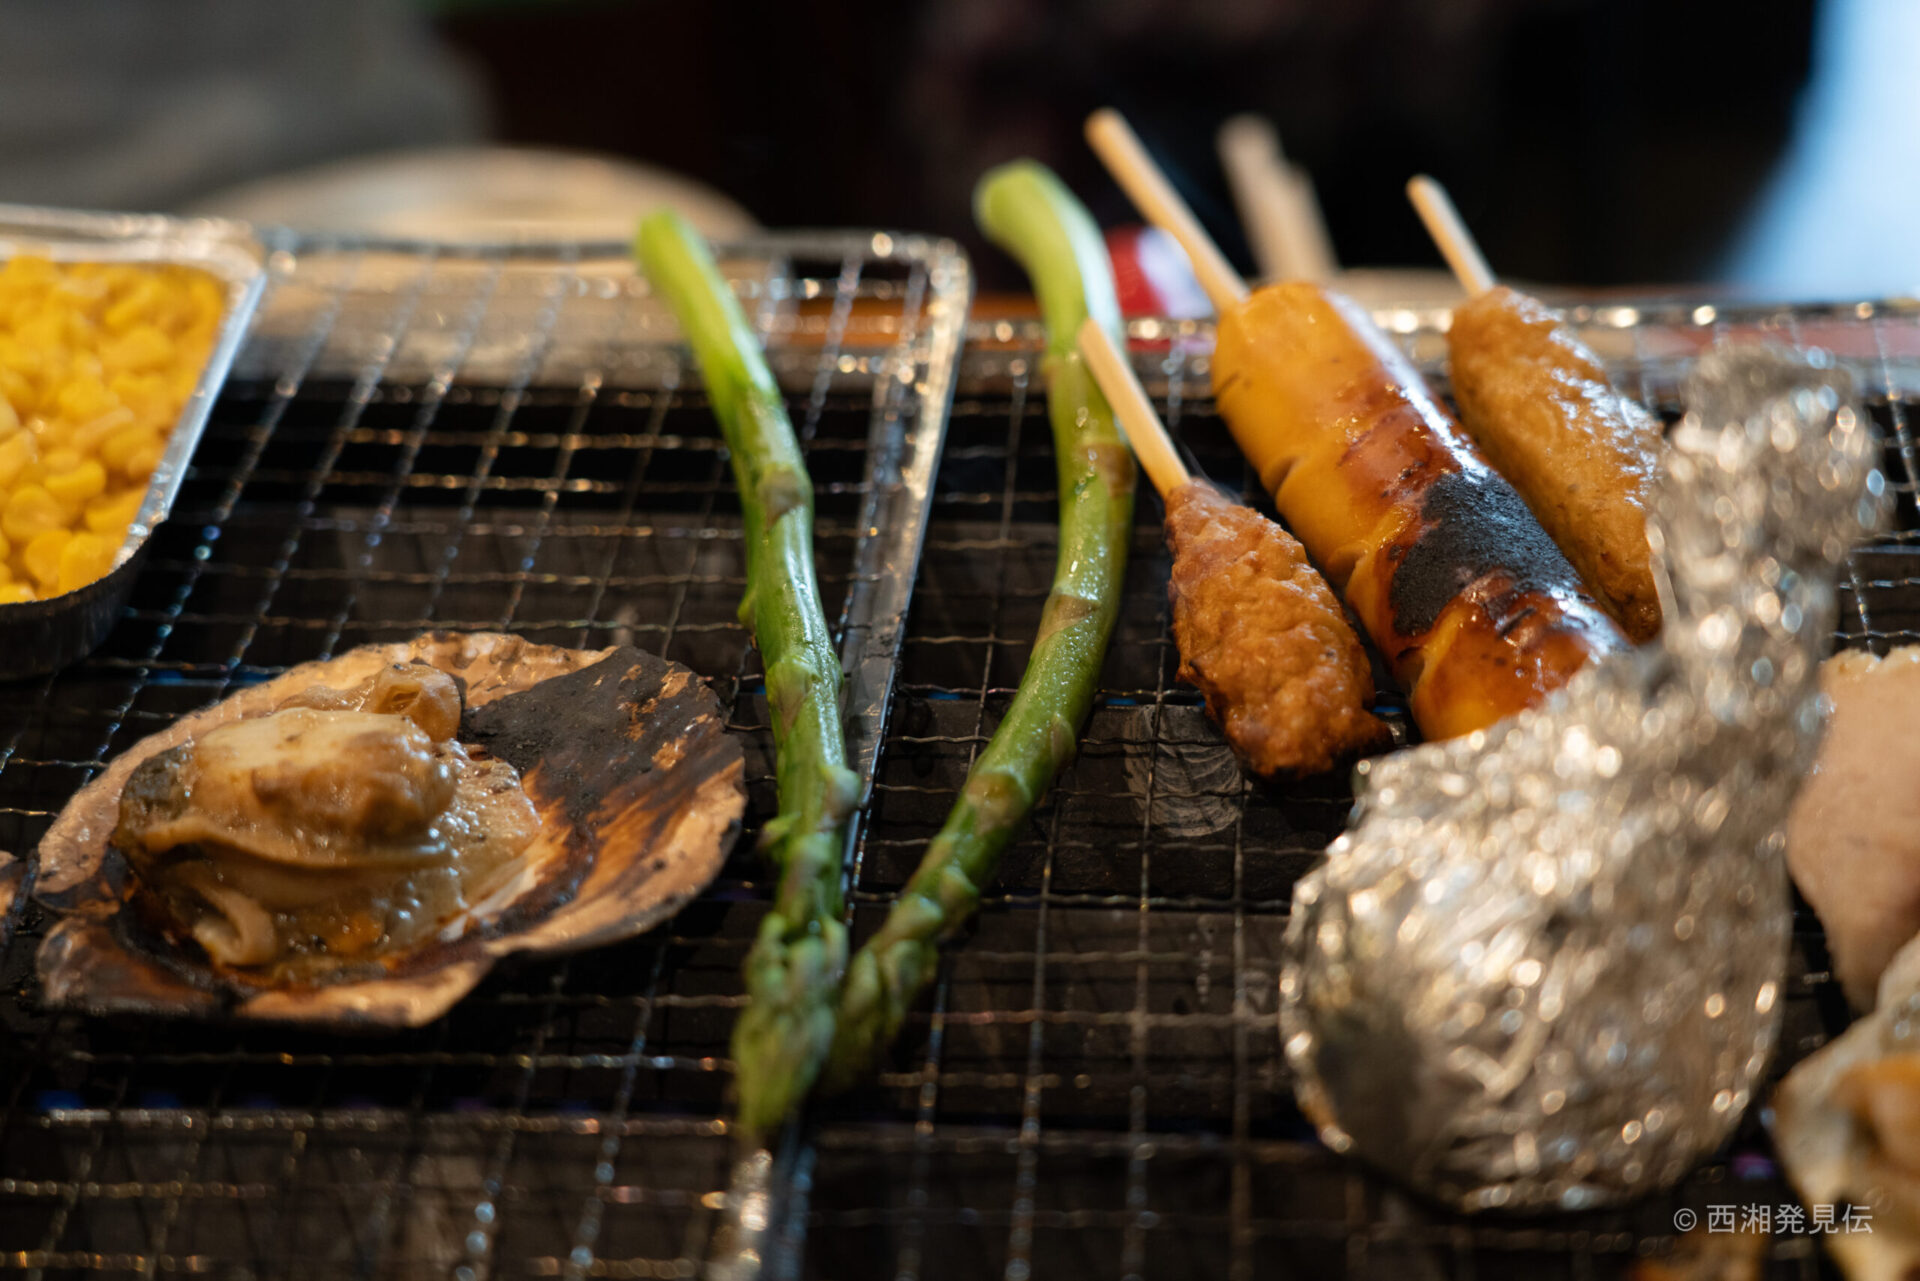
[1280,346,1889,1211]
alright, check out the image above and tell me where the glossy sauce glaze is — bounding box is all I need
[114,663,539,982]
[1211,281,1627,739]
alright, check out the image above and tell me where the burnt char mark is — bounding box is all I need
[462,645,670,893]
[465,646,677,802]
[1326,391,1462,545]
[462,645,735,936]
[1388,470,1584,637]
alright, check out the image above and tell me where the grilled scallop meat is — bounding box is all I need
[35,632,746,1027]
[113,663,542,978]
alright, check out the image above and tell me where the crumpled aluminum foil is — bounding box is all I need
[1279,346,1889,1212]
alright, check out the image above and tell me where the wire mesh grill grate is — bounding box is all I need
[806,300,1920,1281]
[0,231,968,1281]
[0,268,1914,1280]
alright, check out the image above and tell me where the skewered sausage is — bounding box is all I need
[1164,480,1390,775]
[1447,285,1664,642]
[1211,280,1628,739]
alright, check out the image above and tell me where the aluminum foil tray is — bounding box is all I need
[0,205,268,677]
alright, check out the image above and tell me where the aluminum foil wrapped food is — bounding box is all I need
[1280,346,1889,1211]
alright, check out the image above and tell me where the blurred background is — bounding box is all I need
[0,0,1911,298]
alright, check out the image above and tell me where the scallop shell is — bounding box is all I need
[1772,934,1920,1281]
[33,631,746,1027]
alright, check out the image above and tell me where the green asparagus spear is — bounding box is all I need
[634,211,860,1139]
[825,161,1136,1086]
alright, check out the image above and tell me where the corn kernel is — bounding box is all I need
[54,376,113,424]
[71,407,134,454]
[0,583,32,605]
[0,432,37,490]
[84,489,144,534]
[103,324,171,374]
[0,369,32,415]
[123,440,163,481]
[3,484,67,544]
[14,314,62,352]
[0,256,51,286]
[105,372,162,413]
[69,349,103,384]
[22,528,68,590]
[189,275,222,318]
[99,423,157,473]
[0,258,220,597]
[45,458,106,508]
[55,532,114,594]
[30,420,70,454]
[103,278,162,334]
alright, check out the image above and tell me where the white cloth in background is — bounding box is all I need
[0,0,484,212]
[1722,0,1920,299]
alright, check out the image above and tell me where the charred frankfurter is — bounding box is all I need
[1211,282,1628,739]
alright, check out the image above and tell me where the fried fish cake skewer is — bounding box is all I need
[1076,318,1389,777]
[1086,110,1626,739]
[1162,483,1392,775]
[1408,175,1665,642]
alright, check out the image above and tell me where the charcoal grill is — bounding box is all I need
[0,237,1912,1281]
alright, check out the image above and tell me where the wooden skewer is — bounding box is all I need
[1406,174,1496,297]
[1085,108,1249,315]
[1217,114,1338,285]
[1076,318,1191,499]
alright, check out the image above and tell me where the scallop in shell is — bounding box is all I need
[34,631,746,1027]
[1773,933,1920,1280]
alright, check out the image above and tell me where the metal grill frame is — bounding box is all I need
[0,228,970,1281]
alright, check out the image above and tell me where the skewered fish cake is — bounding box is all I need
[1164,480,1389,776]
